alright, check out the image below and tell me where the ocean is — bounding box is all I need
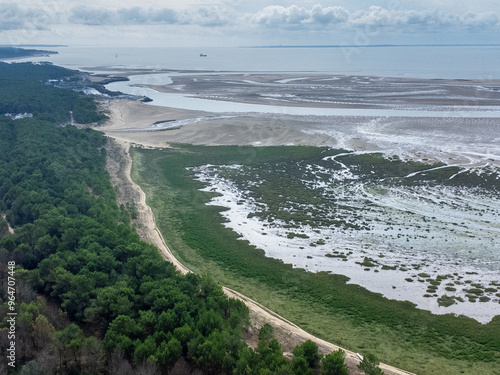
[19,44,500,79]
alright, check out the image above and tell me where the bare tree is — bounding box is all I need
[136,359,160,375]
[108,349,134,375]
[35,347,56,375]
[82,337,105,374]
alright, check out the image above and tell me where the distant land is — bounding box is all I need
[0,46,58,59]
[2,44,67,47]
[251,43,500,48]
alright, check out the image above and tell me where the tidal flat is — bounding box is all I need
[104,71,500,170]
[130,144,500,375]
[191,150,500,323]
[99,69,500,373]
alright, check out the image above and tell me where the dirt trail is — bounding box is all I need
[104,137,416,375]
[1,214,15,235]
[105,138,190,274]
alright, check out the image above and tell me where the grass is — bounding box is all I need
[130,144,500,375]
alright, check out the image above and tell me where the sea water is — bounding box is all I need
[19,45,500,79]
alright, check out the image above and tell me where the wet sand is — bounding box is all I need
[99,97,499,169]
[143,72,500,109]
[96,91,500,323]
[100,99,346,148]
[96,70,499,168]
[96,71,500,324]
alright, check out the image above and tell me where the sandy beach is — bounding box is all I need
[98,93,500,320]
[100,99,347,148]
[143,72,500,109]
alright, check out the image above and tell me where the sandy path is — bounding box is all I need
[112,139,191,275]
[103,135,416,375]
[1,214,14,235]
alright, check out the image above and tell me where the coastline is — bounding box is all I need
[141,72,500,109]
[3,50,497,375]
[127,141,500,375]
[96,72,499,373]
[97,94,500,322]
[0,47,58,61]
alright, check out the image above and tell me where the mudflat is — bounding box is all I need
[98,70,500,168]
[143,72,500,108]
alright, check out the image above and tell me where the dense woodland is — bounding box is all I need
[0,47,56,59]
[0,62,107,124]
[0,64,358,373]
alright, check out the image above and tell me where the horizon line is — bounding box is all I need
[248,43,500,49]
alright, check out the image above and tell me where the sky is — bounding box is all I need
[1,0,500,47]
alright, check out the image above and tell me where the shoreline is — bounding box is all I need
[141,72,500,110]
[96,68,500,110]
[97,97,500,323]
[95,66,500,323]
[127,141,500,374]
[0,52,57,61]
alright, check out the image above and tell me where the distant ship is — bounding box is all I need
[200,53,207,57]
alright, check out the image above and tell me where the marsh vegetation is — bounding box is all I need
[132,144,500,375]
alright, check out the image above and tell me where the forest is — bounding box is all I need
[0,64,357,373]
[0,47,57,59]
[0,62,107,124]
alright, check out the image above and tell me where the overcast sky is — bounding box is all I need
[1,0,500,47]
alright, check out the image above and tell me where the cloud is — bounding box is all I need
[69,5,233,27]
[5,1,497,46]
[251,4,499,32]
[252,5,309,26]
[0,3,54,31]
[149,8,179,24]
[180,6,234,27]
[308,5,350,25]
[350,6,500,31]
[462,11,499,30]
[70,5,115,26]
[253,5,349,26]
[349,6,456,29]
